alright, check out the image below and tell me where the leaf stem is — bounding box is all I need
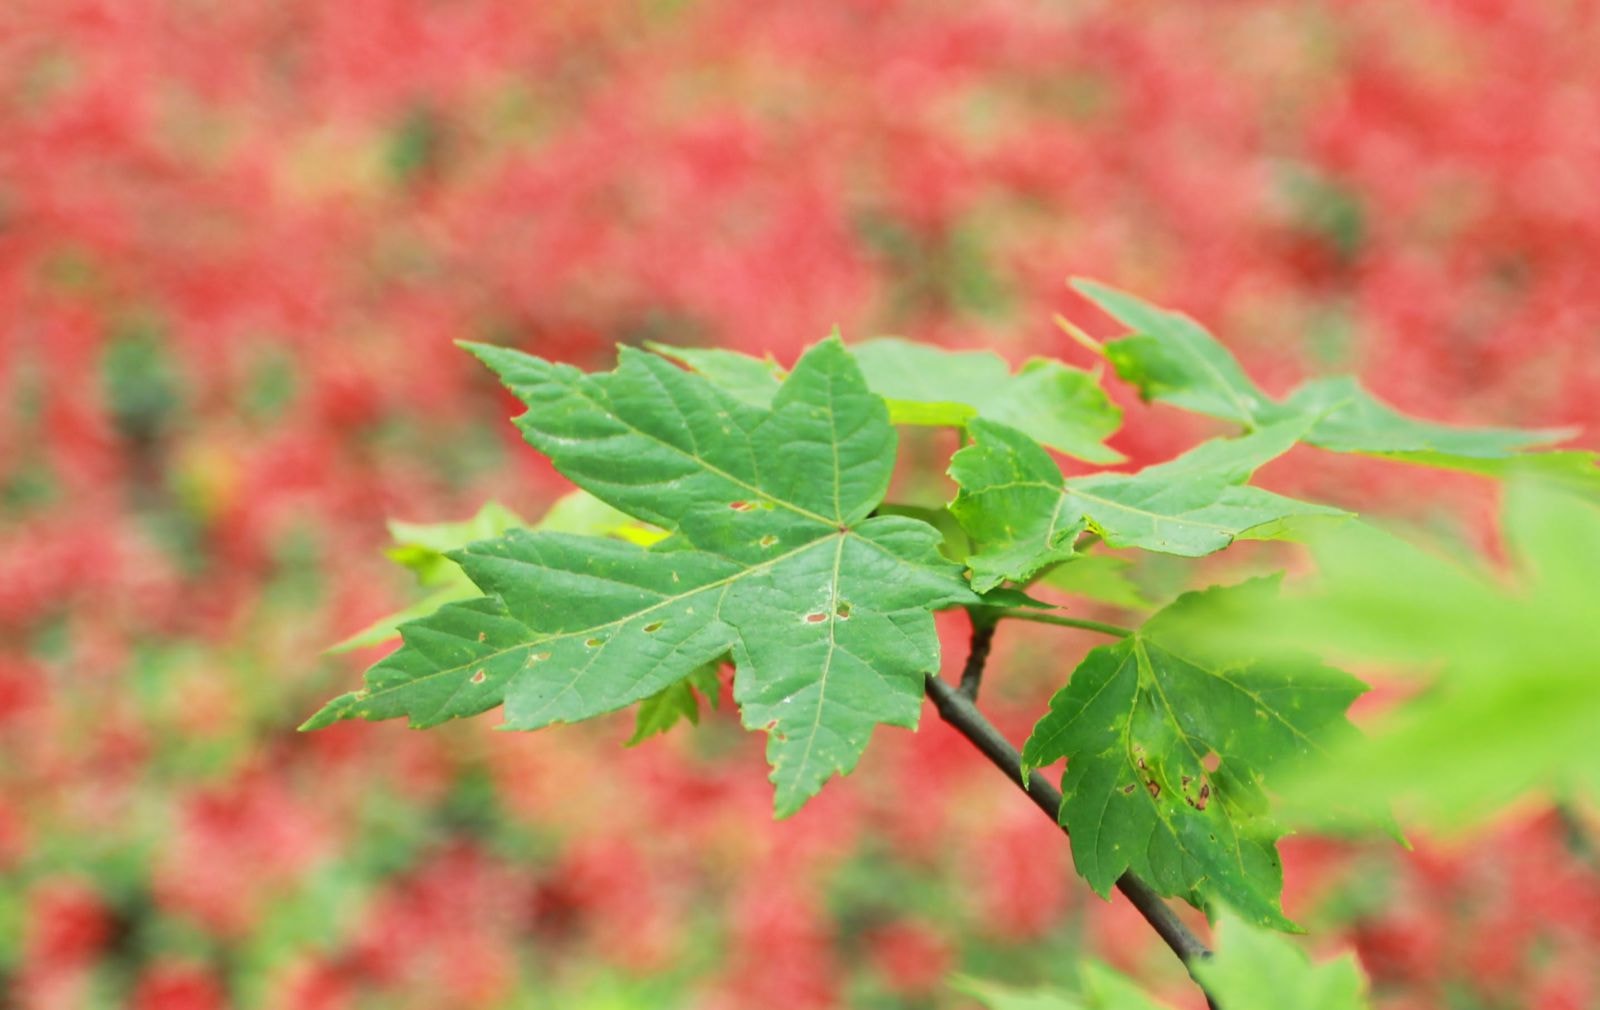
[924,669,1218,1009]
[989,608,1133,638]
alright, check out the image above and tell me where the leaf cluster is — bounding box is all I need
[308,280,1592,1002]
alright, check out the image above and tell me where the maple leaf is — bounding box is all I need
[1020,579,1366,929]
[304,338,977,816]
[1195,914,1370,1010]
[958,915,1368,1010]
[1073,279,1595,486]
[948,418,1344,591]
[626,662,722,746]
[1180,479,1600,829]
[655,337,1125,462]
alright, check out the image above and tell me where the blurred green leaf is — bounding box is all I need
[958,915,1369,1010]
[330,495,660,653]
[1181,479,1600,830]
[1196,914,1370,1010]
[1038,554,1155,610]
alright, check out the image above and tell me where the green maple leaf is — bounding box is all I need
[958,915,1369,1010]
[948,418,1344,591]
[657,337,1124,462]
[1074,279,1592,483]
[626,662,722,746]
[1020,579,1367,929]
[1196,914,1370,1010]
[305,338,977,816]
[328,494,658,654]
[1038,554,1156,610]
[1182,479,1600,829]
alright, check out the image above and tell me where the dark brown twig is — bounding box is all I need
[926,617,1219,1008]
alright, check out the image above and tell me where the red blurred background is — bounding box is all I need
[3,2,1598,1008]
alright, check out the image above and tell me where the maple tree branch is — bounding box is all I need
[990,608,1133,638]
[925,632,1219,1007]
[957,612,998,701]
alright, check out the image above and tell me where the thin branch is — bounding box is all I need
[957,613,998,701]
[924,669,1218,1008]
[989,608,1133,638]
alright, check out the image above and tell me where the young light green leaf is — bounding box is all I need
[1038,554,1155,611]
[386,500,527,584]
[1185,479,1600,830]
[957,921,1370,1010]
[950,977,1084,1010]
[1020,578,1367,929]
[646,343,785,408]
[329,582,484,654]
[328,493,659,654]
[1074,279,1271,427]
[1073,279,1583,476]
[852,338,1124,462]
[949,419,1343,590]
[953,967,1169,1010]
[307,338,978,817]
[1196,914,1370,1010]
[661,336,1124,462]
[627,662,722,745]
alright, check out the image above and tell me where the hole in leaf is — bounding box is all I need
[835,602,851,619]
[642,621,664,633]
[470,670,487,684]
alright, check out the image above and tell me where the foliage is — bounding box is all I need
[1019,579,1365,929]
[307,285,1584,1006]
[308,339,980,816]
[11,4,1600,1007]
[959,914,1370,1010]
[1173,479,1600,831]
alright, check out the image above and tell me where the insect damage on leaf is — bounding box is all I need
[1020,578,1367,930]
[304,337,978,817]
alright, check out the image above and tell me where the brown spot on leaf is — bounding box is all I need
[1146,781,1161,799]
[804,612,827,624]
[642,621,664,633]
[470,670,486,684]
